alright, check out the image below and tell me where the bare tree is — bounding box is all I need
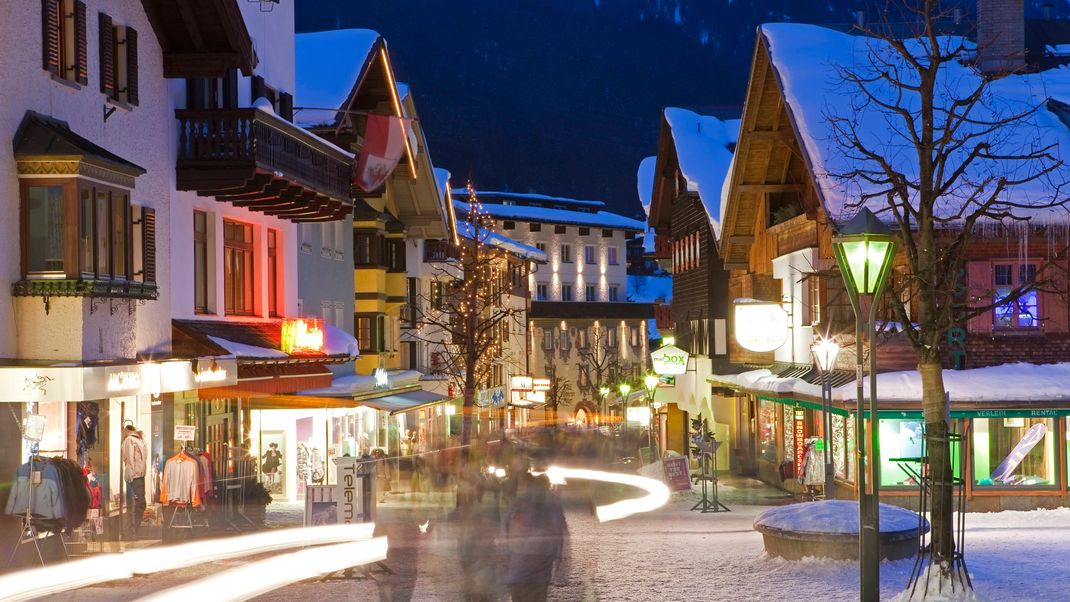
[577,324,622,415]
[542,344,575,426]
[827,0,1070,577]
[413,186,526,454]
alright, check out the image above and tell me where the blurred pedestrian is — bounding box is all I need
[459,501,500,601]
[504,474,566,602]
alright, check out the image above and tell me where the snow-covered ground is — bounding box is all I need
[38,485,1070,601]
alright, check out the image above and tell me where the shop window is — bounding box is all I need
[584,245,596,265]
[758,400,777,462]
[223,219,254,315]
[994,263,1039,329]
[879,418,962,487]
[782,406,795,467]
[973,417,1056,487]
[193,210,209,313]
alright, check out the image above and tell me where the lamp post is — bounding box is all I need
[832,207,897,602]
[811,338,841,500]
[643,374,659,458]
[618,383,632,435]
[598,386,610,427]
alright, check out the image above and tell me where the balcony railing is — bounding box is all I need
[424,240,456,262]
[176,108,353,221]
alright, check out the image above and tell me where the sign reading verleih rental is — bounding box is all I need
[650,345,690,376]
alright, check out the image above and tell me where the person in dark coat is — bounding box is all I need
[504,474,566,602]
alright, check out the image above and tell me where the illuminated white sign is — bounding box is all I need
[510,376,534,391]
[373,368,389,389]
[650,345,689,376]
[532,378,551,392]
[107,371,142,393]
[734,300,789,352]
[626,406,651,427]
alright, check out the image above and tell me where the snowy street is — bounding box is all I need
[39,477,1070,601]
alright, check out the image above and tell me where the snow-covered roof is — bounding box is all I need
[253,101,353,159]
[208,336,288,359]
[663,108,739,238]
[323,325,360,357]
[760,23,1070,223]
[298,370,423,397]
[637,156,656,214]
[294,29,381,127]
[712,361,1070,404]
[456,201,646,232]
[627,274,672,303]
[459,190,606,209]
[457,220,548,262]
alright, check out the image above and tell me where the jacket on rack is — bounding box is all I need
[5,459,64,520]
[160,452,201,506]
[51,458,91,532]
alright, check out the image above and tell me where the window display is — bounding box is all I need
[782,406,795,466]
[973,417,1056,487]
[758,400,776,462]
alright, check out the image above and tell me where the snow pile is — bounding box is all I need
[456,201,646,231]
[761,23,1070,223]
[627,274,672,303]
[754,500,925,535]
[207,336,288,359]
[637,156,656,211]
[297,370,423,397]
[840,362,1070,403]
[323,325,360,357]
[456,220,547,262]
[294,29,381,127]
[663,108,739,238]
[710,368,823,399]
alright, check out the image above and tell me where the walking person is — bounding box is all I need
[121,424,148,535]
[504,473,567,602]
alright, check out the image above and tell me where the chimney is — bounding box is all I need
[977,0,1025,75]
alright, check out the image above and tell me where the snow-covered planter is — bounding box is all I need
[754,500,928,561]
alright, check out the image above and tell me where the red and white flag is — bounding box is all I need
[353,114,411,192]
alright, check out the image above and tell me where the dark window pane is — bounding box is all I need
[80,188,93,275]
[111,194,127,278]
[96,190,110,277]
[26,186,65,273]
[194,210,208,312]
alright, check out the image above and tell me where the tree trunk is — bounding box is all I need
[462,382,475,458]
[920,361,954,567]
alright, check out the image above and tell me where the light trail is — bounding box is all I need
[544,466,671,522]
[138,536,389,602]
[0,523,376,601]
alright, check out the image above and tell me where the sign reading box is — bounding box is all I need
[650,345,689,376]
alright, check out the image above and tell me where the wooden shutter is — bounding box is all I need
[98,13,114,96]
[966,261,993,333]
[279,92,293,121]
[125,26,138,105]
[41,0,61,74]
[222,68,238,108]
[73,0,88,85]
[137,206,157,284]
[251,75,267,101]
[1041,265,1068,333]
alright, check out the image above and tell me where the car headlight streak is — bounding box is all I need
[543,465,670,522]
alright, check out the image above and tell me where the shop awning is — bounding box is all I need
[360,389,449,415]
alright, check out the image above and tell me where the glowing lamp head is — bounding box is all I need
[811,338,841,373]
[833,208,897,296]
[618,383,631,397]
[643,374,659,393]
[599,386,610,399]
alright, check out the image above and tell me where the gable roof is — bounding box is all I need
[294,29,382,128]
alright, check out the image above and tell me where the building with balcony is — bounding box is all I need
[456,190,653,425]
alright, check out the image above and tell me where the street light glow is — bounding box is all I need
[812,338,841,373]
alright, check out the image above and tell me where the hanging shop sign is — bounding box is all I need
[650,345,689,376]
[511,376,534,391]
[532,378,552,392]
[733,299,789,353]
[280,318,325,354]
[794,409,806,477]
[334,456,375,524]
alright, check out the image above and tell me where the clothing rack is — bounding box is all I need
[6,449,67,567]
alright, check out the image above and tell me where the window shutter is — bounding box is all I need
[222,68,238,108]
[73,0,88,85]
[251,75,267,101]
[141,207,157,283]
[279,92,293,121]
[966,261,993,333]
[41,0,60,75]
[125,26,138,105]
[98,13,114,96]
[1041,266,1068,333]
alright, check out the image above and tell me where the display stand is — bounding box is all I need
[7,404,61,567]
[690,422,729,514]
[316,457,392,581]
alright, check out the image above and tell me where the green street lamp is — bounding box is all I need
[832,207,897,602]
[619,383,632,434]
[643,374,659,458]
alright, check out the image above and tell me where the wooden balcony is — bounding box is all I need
[423,240,457,262]
[176,109,353,222]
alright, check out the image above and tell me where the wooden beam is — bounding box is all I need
[736,183,803,193]
[726,236,755,245]
[744,130,794,143]
[163,52,243,78]
[175,0,205,51]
